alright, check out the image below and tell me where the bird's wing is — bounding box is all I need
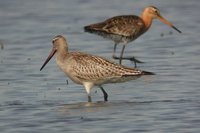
[70,52,143,82]
[85,15,145,37]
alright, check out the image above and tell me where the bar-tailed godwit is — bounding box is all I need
[84,6,181,66]
[40,35,154,102]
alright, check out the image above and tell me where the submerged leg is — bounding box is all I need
[88,95,92,102]
[99,86,108,101]
[84,83,93,102]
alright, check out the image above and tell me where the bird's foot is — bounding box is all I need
[112,55,144,67]
[128,56,144,63]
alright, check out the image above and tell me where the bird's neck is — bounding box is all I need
[141,12,153,31]
[56,47,69,62]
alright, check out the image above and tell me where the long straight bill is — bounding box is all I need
[158,15,182,33]
[40,49,57,71]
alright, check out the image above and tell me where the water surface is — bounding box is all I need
[0,0,200,132]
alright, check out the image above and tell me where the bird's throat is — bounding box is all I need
[141,13,153,31]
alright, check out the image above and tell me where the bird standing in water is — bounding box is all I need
[84,6,181,66]
[40,35,154,102]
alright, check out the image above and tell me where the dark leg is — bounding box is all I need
[119,45,126,64]
[113,44,126,64]
[112,43,117,58]
[99,86,108,101]
[112,45,143,67]
[113,55,144,66]
[88,95,92,102]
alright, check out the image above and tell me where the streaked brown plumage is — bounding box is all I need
[85,15,145,44]
[40,35,154,102]
[84,6,181,65]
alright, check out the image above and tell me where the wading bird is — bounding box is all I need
[40,35,154,102]
[84,6,181,66]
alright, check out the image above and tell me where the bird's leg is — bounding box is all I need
[112,44,126,64]
[112,45,143,67]
[112,43,117,59]
[84,83,93,102]
[99,86,108,101]
[119,45,126,64]
[88,95,92,102]
[113,55,144,67]
[112,43,143,67]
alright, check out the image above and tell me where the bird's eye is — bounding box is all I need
[52,38,58,43]
[151,7,159,14]
[154,9,159,15]
[155,8,160,13]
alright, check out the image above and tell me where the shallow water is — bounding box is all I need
[0,0,200,132]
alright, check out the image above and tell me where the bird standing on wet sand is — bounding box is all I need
[40,35,154,102]
[84,6,182,66]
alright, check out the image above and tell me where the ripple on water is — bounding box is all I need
[0,0,200,132]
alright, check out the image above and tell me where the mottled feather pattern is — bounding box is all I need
[41,35,155,101]
[69,52,144,82]
[84,15,145,38]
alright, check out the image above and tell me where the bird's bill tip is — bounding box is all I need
[40,49,57,71]
[158,15,182,33]
[142,71,155,75]
[171,25,182,33]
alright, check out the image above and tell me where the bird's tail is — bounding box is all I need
[141,71,155,75]
[84,22,105,32]
[122,70,155,77]
[84,25,90,32]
